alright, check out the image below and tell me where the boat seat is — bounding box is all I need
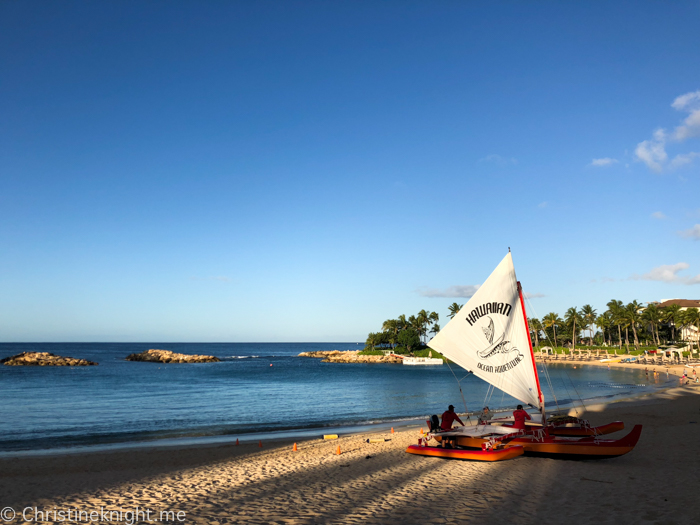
[427,414,441,433]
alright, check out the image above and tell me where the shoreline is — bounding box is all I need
[2,360,689,459]
[2,386,699,523]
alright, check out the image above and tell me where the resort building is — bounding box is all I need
[656,299,700,344]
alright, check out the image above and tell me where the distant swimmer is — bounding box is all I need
[440,405,464,431]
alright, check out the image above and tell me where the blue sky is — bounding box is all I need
[1,2,699,342]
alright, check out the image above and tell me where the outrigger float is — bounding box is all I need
[406,252,642,462]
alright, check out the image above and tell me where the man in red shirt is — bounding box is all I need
[440,405,464,431]
[512,405,531,430]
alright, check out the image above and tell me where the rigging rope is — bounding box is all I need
[524,296,562,414]
[446,359,471,420]
[525,295,590,415]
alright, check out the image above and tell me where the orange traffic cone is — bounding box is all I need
[336,445,341,455]
[293,443,298,452]
[235,438,239,446]
[391,427,394,434]
[420,428,424,435]
[259,440,263,448]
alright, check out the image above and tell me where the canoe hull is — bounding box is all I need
[434,425,642,459]
[548,421,625,437]
[405,444,524,462]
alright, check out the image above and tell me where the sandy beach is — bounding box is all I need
[2,365,699,525]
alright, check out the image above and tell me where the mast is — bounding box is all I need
[518,281,545,422]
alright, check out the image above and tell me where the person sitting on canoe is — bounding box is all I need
[440,405,464,430]
[512,405,531,430]
[478,406,492,425]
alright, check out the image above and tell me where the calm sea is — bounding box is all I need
[0,343,671,454]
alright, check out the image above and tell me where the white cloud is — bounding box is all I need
[671,91,700,111]
[679,224,700,240]
[538,201,548,208]
[675,111,700,141]
[478,154,518,166]
[651,211,666,220]
[632,262,700,285]
[635,129,667,173]
[418,285,480,298]
[670,152,700,169]
[672,90,700,140]
[635,91,700,172]
[590,158,618,167]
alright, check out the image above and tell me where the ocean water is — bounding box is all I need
[0,343,671,453]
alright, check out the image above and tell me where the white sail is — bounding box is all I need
[428,253,543,409]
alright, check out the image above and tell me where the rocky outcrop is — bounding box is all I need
[1,352,98,366]
[125,349,220,363]
[298,350,404,364]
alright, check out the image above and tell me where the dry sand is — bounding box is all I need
[1,366,699,524]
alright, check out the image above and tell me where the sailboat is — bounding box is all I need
[406,252,642,461]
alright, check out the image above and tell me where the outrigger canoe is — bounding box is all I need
[433,424,642,459]
[416,252,642,461]
[485,415,625,437]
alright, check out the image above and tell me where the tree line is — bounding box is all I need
[448,301,700,353]
[530,301,700,353]
[365,310,439,353]
[367,301,700,355]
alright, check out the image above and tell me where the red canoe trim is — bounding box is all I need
[406,445,524,462]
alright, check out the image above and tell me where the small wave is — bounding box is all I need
[587,381,646,389]
[230,355,261,359]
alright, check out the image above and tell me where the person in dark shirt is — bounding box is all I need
[512,404,531,430]
[440,405,464,431]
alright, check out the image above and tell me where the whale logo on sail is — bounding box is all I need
[475,317,524,373]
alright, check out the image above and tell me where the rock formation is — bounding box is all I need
[125,349,220,363]
[1,352,98,366]
[298,350,404,364]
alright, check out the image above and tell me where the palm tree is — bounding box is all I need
[624,301,643,352]
[564,307,581,352]
[596,312,612,347]
[447,303,463,319]
[397,314,408,331]
[529,318,543,348]
[662,303,682,342]
[683,308,700,353]
[409,314,424,344]
[382,319,399,349]
[430,323,441,339]
[641,304,662,346]
[607,300,625,353]
[429,311,439,327]
[677,309,691,351]
[543,312,563,349]
[580,305,597,346]
[365,332,379,350]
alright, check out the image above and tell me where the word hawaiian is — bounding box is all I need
[476,354,523,374]
[465,302,512,326]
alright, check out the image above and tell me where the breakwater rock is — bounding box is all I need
[298,350,403,364]
[1,352,98,366]
[125,349,220,363]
